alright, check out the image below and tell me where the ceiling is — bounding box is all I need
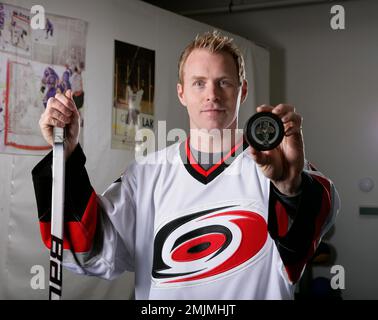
[141,0,351,16]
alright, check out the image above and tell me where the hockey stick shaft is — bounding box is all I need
[49,127,65,300]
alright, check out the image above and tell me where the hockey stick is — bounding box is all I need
[49,127,65,300]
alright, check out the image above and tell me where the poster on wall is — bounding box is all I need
[112,40,155,151]
[0,3,87,155]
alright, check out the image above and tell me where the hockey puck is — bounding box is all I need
[244,112,284,151]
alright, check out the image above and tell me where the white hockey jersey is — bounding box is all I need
[32,138,339,300]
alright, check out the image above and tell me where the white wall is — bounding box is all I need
[196,0,378,299]
[0,0,269,299]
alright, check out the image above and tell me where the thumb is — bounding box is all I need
[65,89,73,100]
[64,89,79,117]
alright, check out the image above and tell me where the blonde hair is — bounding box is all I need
[178,30,245,85]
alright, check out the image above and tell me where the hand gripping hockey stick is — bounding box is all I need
[49,127,65,300]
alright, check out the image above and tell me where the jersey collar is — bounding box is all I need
[180,136,249,185]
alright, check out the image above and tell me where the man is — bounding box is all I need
[125,84,143,139]
[32,31,339,299]
[45,18,53,39]
[40,66,60,108]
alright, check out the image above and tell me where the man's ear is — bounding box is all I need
[240,79,248,104]
[177,83,186,107]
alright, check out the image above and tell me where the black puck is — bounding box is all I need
[244,112,284,151]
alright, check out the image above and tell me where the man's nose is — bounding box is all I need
[206,82,220,102]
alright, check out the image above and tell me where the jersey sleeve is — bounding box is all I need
[267,162,340,284]
[32,144,136,280]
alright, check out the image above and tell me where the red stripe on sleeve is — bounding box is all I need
[275,201,289,238]
[39,191,98,253]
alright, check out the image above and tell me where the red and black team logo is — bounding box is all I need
[152,205,268,287]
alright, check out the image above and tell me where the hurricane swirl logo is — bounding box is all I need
[152,205,268,286]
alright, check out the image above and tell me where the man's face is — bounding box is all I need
[177,49,247,132]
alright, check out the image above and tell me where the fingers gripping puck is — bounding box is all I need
[244,112,284,151]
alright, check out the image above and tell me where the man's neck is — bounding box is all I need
[189,128,244,153]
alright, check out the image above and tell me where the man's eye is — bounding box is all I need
[193,80,205,87]
[219,80,232,87]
